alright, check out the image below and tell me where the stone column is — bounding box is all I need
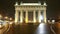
[25,10,28,23]
[20,10,23,23]
[33,10,36,23]
[15,10,19,23]
[38,10,41,23]
[44,10,46,23]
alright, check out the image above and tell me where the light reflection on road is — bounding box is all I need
[0,20,10,34]
[35,23,52,34]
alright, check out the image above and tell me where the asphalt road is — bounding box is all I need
[1,23,60,34]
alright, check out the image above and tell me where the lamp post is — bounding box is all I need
[4,16,9,23]
[50,20,56,34]
[48,20,51,24]
[9,18,13,24]
[9,18,12,21]
[4,16,8,20]
[52,20,55,24]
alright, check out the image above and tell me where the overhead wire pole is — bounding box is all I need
[50,20,56,34]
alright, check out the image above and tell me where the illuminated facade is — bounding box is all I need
[15,2,47,23]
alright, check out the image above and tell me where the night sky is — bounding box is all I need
[0,0,60,19]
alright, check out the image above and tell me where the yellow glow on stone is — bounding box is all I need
[34,19,36,23]
[25,17,28,23]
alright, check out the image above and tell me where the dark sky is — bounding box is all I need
[0,0,60,19]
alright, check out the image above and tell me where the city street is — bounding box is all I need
[1,23,59,34]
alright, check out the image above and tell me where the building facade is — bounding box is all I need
[15,2,47,23]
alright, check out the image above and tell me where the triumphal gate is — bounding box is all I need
[15,2,47,23]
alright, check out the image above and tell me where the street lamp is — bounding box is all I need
[50,20,56,34]
[4,16,9,23]
[4,16,8,19]
[52,20,55,24]
[9,18,12,21]
[9,18,13,24]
